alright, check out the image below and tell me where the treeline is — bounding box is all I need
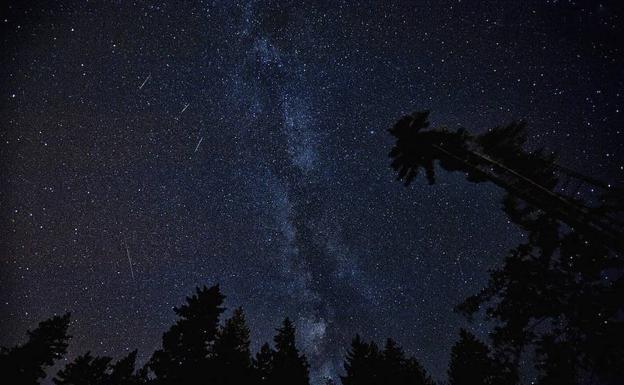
[1,284,503,385]
[3,110,623,384]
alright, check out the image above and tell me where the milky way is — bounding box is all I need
[1,1,623,383]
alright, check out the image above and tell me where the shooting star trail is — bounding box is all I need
[138,73,151,90]
[175,103,190,121]
[194,137,204,152]
[124,240,135,281]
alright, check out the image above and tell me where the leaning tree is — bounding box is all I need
[388,111,624,384]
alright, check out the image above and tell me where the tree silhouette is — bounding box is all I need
[253,342,275,384]
[53,350,145,385]
[212,307,254,384]
[341,335,380,385]
[456,197,624,384]
[148,285,225,384]
[388,110,623,252]
[109,350,147,385]
[54,352,111,385]
[1,286,454,384]
[341,335,433,385]
[270,318,310,385]
[447,329,503,385]
[380,338,434,385]
[0,313,71,384]
[388,111,624,384]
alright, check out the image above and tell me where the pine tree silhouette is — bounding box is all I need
[109,350,147,384]
[457,199,624,384]
[270,318,310,385]
[388,110,624,384]
[0,313,71,384]
[380,339,434,385]
[148,285,225,384]
[341,335,380,385]
[341,335,433,385]
[253,342,275,384]
[54,352,111,385]
[388,110,623,252]
[53,350,145,385]
[447,329,502,385]
[212,307,254,384]
[0,285,519,385]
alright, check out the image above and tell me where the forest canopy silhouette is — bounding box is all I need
[389,111,623,384]
[2,111,622,385]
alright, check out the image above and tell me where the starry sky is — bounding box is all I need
[1,1,623,383]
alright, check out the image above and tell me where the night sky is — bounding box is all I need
[1,1,623,383]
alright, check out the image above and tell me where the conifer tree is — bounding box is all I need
[108,350,146,385]
[148,285,225,384]
[447,329,497,385]
[381,338,406,384]
[341,335,380,385]
[253,342,275,384]
[0,313,71,384]
[270,318,310,385]
[341,335,433,385]
[212,307,253,384]
[54,350,145,385]
[388,110,624,383]
[381,339,433,385]
[54,352,111,385]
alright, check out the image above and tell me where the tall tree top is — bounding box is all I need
[274,317,297,353]
[174,285,226,321]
